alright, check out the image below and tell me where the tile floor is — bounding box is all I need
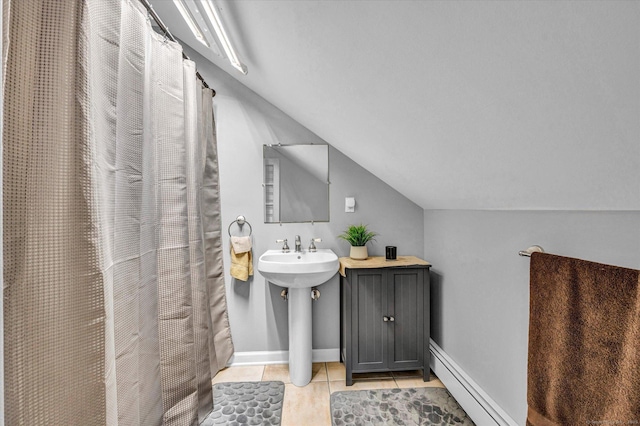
[212,362,446,425]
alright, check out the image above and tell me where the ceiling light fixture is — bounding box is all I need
[200,0,248,75]
[172,0,210,48]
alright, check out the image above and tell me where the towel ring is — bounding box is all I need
[228,215,252,237]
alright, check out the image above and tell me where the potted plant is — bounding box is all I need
[338,224,378,260]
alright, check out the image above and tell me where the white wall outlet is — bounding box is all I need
[345,197,355,213]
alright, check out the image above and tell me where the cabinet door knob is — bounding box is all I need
[383,316,389,322]
[389,316,395,322]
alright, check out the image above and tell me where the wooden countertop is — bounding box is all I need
[339,256,431,277]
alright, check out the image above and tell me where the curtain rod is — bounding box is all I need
[138,0,216,97]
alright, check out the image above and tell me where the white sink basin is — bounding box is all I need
[258,249,339,288]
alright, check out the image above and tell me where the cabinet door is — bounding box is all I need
[351,270,387,372]
[386,268,424,370]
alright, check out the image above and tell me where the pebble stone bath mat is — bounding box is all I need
[201,381,285,426]
[331,387,475,426]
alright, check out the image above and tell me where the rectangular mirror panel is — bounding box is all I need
[263,144,330,223]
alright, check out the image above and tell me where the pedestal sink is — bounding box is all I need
[257,249,339,386]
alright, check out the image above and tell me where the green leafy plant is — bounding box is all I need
[338,224,378,247]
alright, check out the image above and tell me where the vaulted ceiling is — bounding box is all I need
[152,0,639,210]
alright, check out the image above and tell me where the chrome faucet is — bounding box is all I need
[308,238,321,252]
[276,238,290,252]
[294,235,302,252]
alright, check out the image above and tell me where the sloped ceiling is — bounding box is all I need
[152,0,640,210]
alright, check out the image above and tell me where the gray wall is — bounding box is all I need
[187,47,424,353]
[424,209,640,424]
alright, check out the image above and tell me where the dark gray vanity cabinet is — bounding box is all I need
[339,258,431,386]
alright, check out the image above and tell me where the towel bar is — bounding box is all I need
[228,215,252,237]
[519,245,544,257]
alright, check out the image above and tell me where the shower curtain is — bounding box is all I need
[2,0,233,424]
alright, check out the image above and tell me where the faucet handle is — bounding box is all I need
[308,238,322,252]
[276,239,290,252]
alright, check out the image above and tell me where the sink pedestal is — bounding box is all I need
[257,249,339,387]
[288,287,312,386]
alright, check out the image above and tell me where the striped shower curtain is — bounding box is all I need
[2,0,233,424]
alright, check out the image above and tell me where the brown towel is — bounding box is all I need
[527,252,640,426]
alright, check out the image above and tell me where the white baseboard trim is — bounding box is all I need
[228,348,340,366]
[429,339,518,426]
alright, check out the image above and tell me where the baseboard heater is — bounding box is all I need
[429,339,518,426]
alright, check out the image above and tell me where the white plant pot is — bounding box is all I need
[349,246,368,260]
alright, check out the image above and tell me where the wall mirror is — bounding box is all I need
[263,144,330,223]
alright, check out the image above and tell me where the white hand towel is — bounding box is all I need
[230,236,252,254]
